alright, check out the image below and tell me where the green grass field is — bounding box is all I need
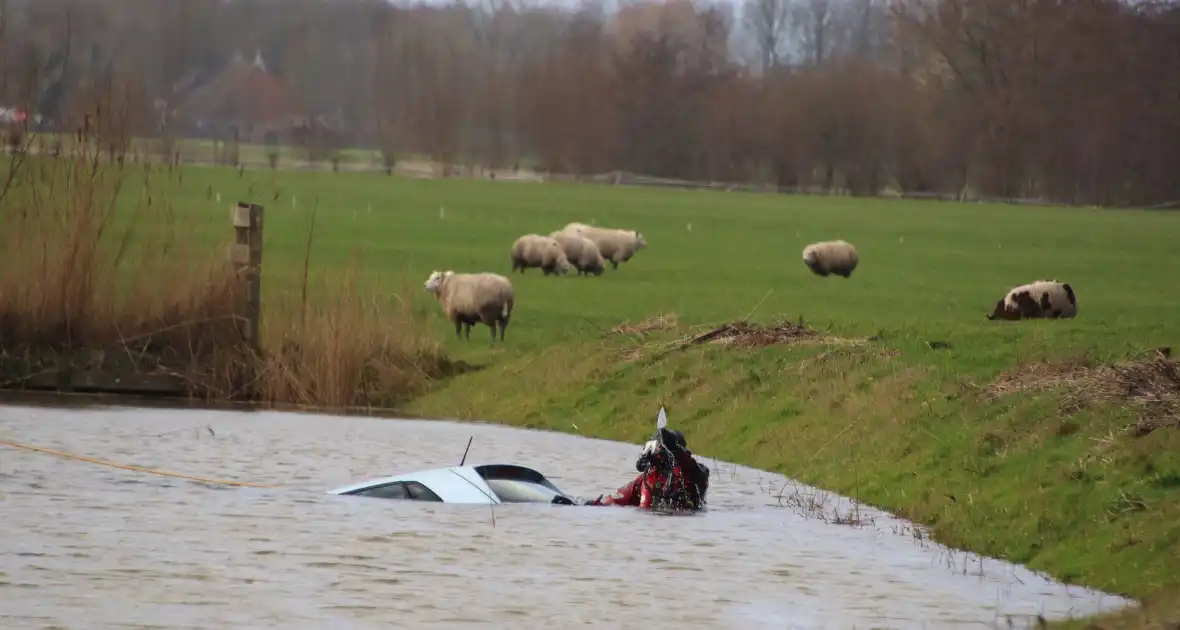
[10,159,1180,626]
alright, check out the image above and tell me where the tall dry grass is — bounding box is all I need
[259,262,464,410]
[0,97,456,410]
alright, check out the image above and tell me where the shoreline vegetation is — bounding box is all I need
[3,126,1179,629]
[0,124,466,412]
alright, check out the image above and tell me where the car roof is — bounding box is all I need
[328,465,501,503]
[327,463,569,504]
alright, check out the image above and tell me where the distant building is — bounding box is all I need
[173,51,297,144]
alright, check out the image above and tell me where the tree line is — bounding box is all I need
[2,0,1178,207]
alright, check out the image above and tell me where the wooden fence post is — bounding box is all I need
[230,202,264,352]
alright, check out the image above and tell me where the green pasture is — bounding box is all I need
[84,162,1177,349]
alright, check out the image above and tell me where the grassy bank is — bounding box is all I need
[3,154,1178,625]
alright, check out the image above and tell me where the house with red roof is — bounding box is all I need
[173,51,298,144]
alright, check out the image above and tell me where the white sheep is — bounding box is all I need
[802,240,859,278]
[549,230,606,276]
[987,280,1077,321]
[560,223,647,270]
[423,270,515,341]
[511,234,572,276]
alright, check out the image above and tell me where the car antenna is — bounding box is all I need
[655,406,675,505]
[459,436,474,466]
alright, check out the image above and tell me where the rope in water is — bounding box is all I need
[0,437,278,489]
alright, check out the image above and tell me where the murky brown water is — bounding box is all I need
[0,403,1133,629]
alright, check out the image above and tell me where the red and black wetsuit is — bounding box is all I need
[591,450,708,510]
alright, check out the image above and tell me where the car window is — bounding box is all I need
[355,482,410,500]
[486,478,562,503]
[405,481,443,502]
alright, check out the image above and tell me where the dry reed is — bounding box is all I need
[257,263,464,409]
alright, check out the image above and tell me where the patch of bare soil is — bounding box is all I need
[682,319,869,350]
[986,347,1178,437]
[612,317,873,364]
[685,320,816,347]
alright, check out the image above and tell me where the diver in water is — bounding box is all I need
[579,426,711,511]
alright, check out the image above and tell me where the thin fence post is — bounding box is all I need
[230,202,264,353]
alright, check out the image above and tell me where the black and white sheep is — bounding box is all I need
[987,280,1077,321]
[511,234,572,276]
[802,240,859,278]
[423,270,515,340]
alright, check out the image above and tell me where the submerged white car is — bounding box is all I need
[328,463,576,505]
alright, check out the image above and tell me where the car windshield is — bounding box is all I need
[485,478,563,503]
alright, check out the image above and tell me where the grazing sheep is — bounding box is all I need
[560,223,647,270]
[802,240,860,278]
[511,234,572,276]
[549,230,606,276]
[423,270,515,340]
[987,280,1077,321]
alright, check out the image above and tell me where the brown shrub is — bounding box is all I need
[256,268,466,409]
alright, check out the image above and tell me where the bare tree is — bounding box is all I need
[793,0,835,67]
[742,0,792,73]
[839,0,882,61]
[4,0,1176,206]
[371,5,403,175]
